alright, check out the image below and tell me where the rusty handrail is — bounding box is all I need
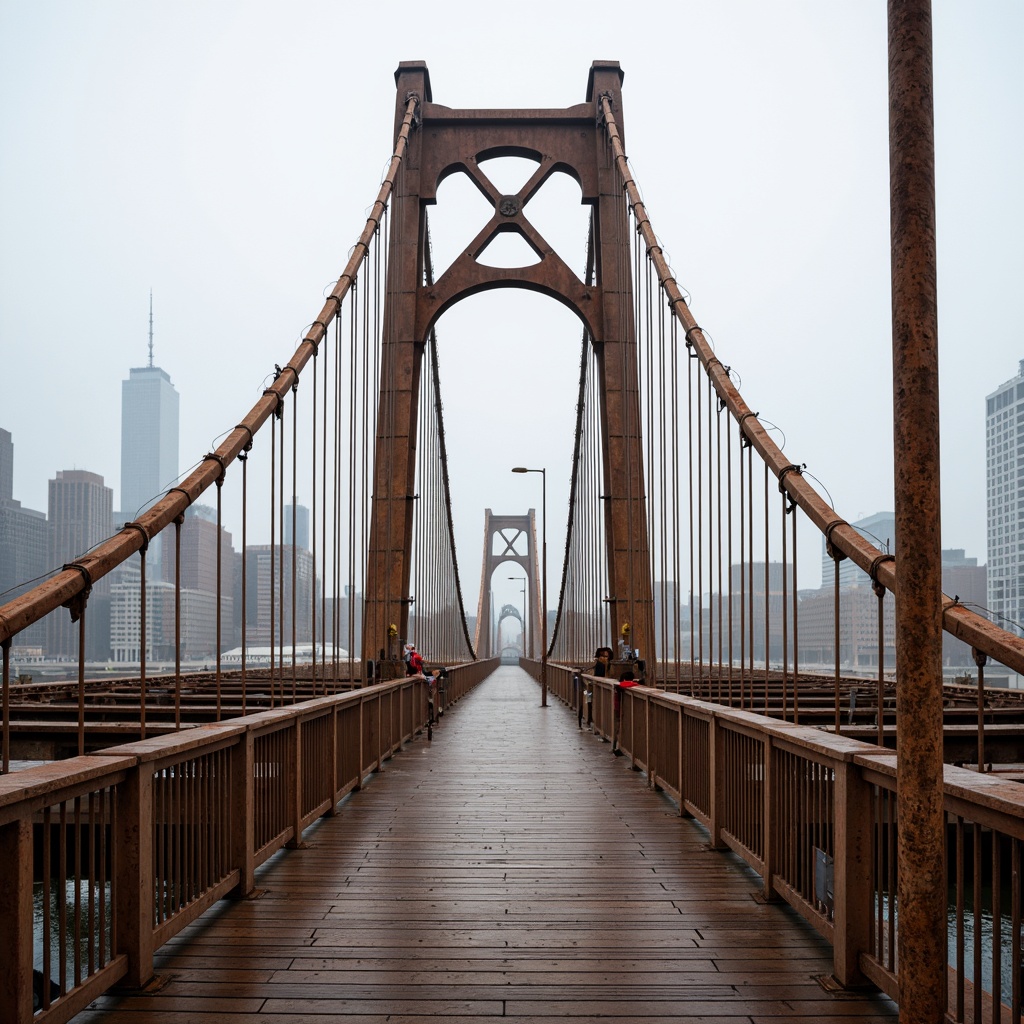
[0,95,421,647]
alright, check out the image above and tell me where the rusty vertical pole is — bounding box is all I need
[362,63,427,665]
[888,1,946,1020]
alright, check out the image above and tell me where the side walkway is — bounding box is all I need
[81,665,897,1023]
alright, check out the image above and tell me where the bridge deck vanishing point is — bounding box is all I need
[79,666,898,1024]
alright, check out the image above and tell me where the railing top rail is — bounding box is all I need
[0,753,135,815]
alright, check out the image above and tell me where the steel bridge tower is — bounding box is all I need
[473,510,540,661]
[363,61,655,669]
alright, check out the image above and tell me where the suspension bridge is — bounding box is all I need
[2,10,1023,1023]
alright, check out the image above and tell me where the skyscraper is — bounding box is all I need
[986,360,1024,634]
[0,429,48,653]
[47,470,113,659]
[120,295,179,523]
[0,427,12,504]
[284,502,310,551]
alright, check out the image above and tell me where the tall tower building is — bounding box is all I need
[47,470,113,659]
[120,295,179,522]
[986,360,1024,634]
[0,427,12,503]
[0,429,48,653]
[284,502,310,551]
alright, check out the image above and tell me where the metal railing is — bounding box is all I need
[0,661,494,1024]
[537,659,1024,1022]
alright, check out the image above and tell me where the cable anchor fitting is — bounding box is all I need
[60,562,94,622]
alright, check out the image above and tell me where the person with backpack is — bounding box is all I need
[407,644,424,676]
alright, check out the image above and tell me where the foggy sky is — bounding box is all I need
[1,1,1021,622]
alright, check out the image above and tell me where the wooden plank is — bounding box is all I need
[84,666,898,1022]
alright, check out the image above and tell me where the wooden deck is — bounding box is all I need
[80,665,898,1023]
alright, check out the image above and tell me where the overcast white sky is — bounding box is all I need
[1,1,1021,621]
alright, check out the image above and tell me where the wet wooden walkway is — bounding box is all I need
[81,665,898,1023]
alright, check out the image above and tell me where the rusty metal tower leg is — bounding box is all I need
[362,64,429,668]
[590,63,656,676]
[888,2,946,1020]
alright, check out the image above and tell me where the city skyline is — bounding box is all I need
[2,6,1020,631]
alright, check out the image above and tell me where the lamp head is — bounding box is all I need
[511,467,528,473]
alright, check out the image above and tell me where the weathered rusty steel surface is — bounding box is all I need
[472,511,540,660]
[364,62,656,670]
[887,1,946,1021]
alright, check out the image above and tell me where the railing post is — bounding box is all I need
[761,735,778,901]
[677,706,686,816]
[287,718,303,848]
[377,691,383,772]
[327,701,340,813]
[355,694,365,791]
[832,757,873,987]
[231,732,256,895]
[646,694,656,789]
[709,713,726,849]
[0,819,33,1024]
[114,763,154,988]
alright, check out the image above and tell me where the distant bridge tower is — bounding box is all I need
[474,510,540,660]
[363,60,655,668]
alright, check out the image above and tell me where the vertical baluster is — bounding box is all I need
[58,800,67,995]
[73,794,81,987]
[993,833,1002,1024]
[975,821,983,1023]
[1012,837,1020,1021]
[42,805,53,1005]
[887,790,896,971]
[874,787,883,966]
[88,786,96,970]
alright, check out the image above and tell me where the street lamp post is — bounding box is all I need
[508,576,527,658]
[512,466,547,707]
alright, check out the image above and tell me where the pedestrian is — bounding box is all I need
[611,668,639,756]
[593,646,613,677]
[407,644,424,676]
